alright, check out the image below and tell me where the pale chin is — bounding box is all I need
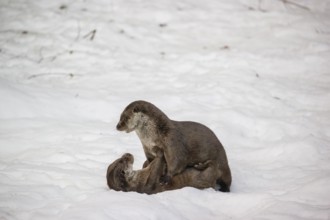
[125,128,134,133]
[126,124,138,133]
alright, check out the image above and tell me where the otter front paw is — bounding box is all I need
[194,160,212,170]
[194,162,208,170]
[153,146,164,158]
[160,175,172,185]
[142,160,150,168]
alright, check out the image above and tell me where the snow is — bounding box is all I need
[1,0,330,219]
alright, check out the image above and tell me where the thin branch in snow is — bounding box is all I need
[257,0,267,12]
[28,73,76,80]
[83,29,97,41]
[75,21,81,42]
[38,47,45,63]
[244,0,267,13]
[1,49,39,63]
[281,0,310,11]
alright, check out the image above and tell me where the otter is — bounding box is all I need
[116,100,232,192]
[106,149,218,194]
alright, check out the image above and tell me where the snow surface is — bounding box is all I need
[1,0,330,219]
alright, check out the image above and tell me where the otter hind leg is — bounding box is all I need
[216,179,230,192]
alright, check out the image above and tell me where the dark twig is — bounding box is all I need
[75,21,81,41]
[83,29,97,41]
[281,0,310,11]
[258,0,267,12]
[28,73,77,80]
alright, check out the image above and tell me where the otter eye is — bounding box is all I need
[133,107,139,113]
[120,115,129,122]
[121,170,125,174]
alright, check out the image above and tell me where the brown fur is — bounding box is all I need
[116,100,232,192]
[106,151,217,194]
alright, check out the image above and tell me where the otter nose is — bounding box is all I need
[116,123,121,130]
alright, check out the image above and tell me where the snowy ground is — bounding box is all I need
[1,0,330,219]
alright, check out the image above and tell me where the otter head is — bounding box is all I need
[116,101,148,133]
[106,153,134,192]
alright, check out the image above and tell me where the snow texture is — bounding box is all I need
[1,0,330,219]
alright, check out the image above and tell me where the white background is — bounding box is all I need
[1,0,330,219]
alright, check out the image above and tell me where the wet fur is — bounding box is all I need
[116,100,232,192]
[106,152,217,194]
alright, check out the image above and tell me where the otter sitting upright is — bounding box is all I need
[116,100,232,192]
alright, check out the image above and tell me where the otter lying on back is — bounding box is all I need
[106,150,218,194]
[116,100,232,192]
